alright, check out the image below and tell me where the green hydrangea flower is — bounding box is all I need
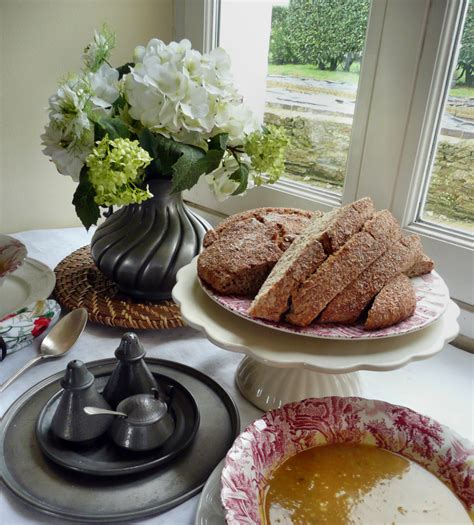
[244,124,289,185]
[86,137,152,207]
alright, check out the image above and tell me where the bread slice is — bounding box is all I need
[203,207,316,249]
[405,254,434,278]
[319,234,422,324]
[197,218,283,296]
[287,210,402,326]
[248,197,375,321]
[365,273,416,330]
[248,211,335,321]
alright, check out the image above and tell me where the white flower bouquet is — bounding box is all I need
[42,26,289,229]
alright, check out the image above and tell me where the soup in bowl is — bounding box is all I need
[221,397,473,524]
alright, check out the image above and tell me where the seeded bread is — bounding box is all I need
[248,197,375,321]
[319,234,422,324]
[286,210,401,326]
[203,207,316,249]
[405,254,434,278]
[365,274,416,330]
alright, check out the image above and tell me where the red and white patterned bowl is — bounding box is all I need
[221,397,474,524]
[0,234,27,287]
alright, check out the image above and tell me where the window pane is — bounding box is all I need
[219,0,370,195]
[420,2,473,235]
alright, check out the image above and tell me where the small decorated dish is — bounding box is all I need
[0,234,27,287]
[221,397,473,524]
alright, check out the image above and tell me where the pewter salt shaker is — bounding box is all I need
[102,332,159,408]
[51,360,113,442]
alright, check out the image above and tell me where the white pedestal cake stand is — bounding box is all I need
[172,258,460,411]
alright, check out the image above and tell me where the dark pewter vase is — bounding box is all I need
[90,179,211,300]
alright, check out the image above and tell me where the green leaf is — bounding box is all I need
[96,117,130,139]
[208,133,229,151]
[230,163,250,195]
[72,169,100,230]
[138,128,159,157]
[116,62,134,79]
[171,149,225,193]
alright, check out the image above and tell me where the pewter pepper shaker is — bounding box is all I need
[102,332,159,408]
[51,360,113,442]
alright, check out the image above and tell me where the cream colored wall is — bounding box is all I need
[0,0,172,233]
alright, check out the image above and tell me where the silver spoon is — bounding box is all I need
[0,308,88,392]
[84,406,128,417]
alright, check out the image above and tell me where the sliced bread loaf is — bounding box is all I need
[364,273,416,330]
[319,234,422,324]
[248,197,375,321]
[286,210,402,326]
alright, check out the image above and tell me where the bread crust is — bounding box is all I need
[203,207,316,249]
[320,234,422,324]
[287,210,401,326]
[364,274,416,330]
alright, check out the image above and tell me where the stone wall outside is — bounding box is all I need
[265,110,473,224]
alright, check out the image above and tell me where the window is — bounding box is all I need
[177,0,473,305]
[418,3,473,236]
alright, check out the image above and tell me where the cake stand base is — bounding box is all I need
[235,356,363,411]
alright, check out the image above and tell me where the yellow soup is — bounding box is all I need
[261,443,472,524]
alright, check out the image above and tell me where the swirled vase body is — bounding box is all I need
[90,179,210,300]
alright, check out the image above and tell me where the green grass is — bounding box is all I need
[268,64,360,85]
[268,63,474,99]
[449,85,474,98]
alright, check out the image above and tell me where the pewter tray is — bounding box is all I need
[0,358,240,522]
[36,372,199,476]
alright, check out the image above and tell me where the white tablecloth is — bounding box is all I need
[1,227,473,524]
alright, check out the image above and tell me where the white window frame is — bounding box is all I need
[175,0,473,305]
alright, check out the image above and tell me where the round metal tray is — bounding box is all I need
[36,372,200,476]
[0,358,240,522]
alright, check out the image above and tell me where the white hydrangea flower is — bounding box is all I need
[214,102,259,145]
[123,38,250,147]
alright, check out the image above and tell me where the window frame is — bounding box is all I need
[175,0,473,304]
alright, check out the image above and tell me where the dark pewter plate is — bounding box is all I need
[36,372,199,476]
[0,358,240,523]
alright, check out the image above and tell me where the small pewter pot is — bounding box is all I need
[111,388,175,451]
[102,333,159,408]
[51,360,113,442]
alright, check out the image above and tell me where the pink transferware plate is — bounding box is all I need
[0,234,27,286]
[200,271,449,340]
[221,396,474,525]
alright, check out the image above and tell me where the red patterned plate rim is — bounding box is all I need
[221,396,474,525]
[200,271,450,340]
[0,234,27,281]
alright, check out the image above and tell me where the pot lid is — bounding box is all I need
[117,393,167,424]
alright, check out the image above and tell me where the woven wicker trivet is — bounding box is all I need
[54,246,184,330]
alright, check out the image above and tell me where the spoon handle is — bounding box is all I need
[84,406,128,417]
[0,355,44,393]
